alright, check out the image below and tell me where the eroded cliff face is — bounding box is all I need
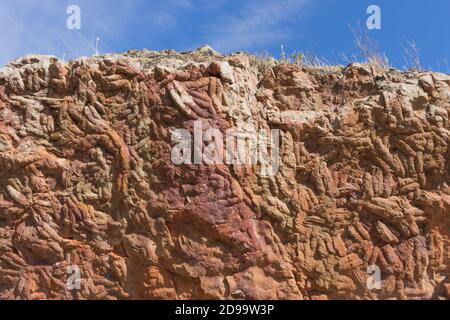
[0,47,449,300]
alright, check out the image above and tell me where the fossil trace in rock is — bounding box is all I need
[0,46,449,300]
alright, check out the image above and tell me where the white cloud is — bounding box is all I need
[0,0,193,65]
[206,0,313,53]
[0,0,314,66]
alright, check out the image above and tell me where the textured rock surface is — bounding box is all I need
[0,47,449,300]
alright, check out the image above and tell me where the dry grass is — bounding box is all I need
[247,52,278,75]
[349,23,391,70]
[248,24,428,74]
[401,38,422,71]
[248,48,343,74]
[301,53,344,72]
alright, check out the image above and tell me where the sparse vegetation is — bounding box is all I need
[73,30,101,57]
[278,46,304,66]
[248,49,343,74]
[248,24,432,74]
[248,24,393,73]
[349,23,391,70]
[401,38,422,71]
[301,53,343,71]
[247,52,278,74]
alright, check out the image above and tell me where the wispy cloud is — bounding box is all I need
[0,0,314,66]
[1,0,446,71]
[205,0,313,53]
[0,0,63,65]
[0,0,194,65]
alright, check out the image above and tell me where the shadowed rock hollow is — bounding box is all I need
[0,46,449,300]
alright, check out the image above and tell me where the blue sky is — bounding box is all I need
[1,0,449,72]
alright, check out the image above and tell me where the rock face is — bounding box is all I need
[0,48,449,300]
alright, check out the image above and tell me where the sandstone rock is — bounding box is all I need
[375,221,400,244]
[0,48,449,300]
